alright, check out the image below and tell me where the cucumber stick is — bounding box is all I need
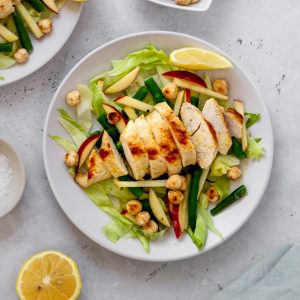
[15,2,43,39]
[0,24,18,42]
[12,12,33,52]
[0,43,12,52]
[26,0,48,12]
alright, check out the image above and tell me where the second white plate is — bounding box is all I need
[0,1,82,87]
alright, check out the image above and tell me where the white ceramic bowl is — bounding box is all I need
[0,1,82,87]
[0,139,25,218]
[146,0,213,11]
[43,31,273,262]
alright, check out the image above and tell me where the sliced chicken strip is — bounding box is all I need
[202,98,232,155]
[135,115,167,179]
[146,110,182,175]
[120,120,149,180]
[99,131,128,178]
[180,103,218,169]
[155,102,196,167]
[223,108,244,139]
[87,149,111,185]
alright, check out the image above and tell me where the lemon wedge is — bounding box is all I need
[16,250,81,300]
[170,47,233,70]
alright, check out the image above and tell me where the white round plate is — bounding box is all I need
[146,0,213,11]
[0,1,82,87]
[0,139,25,218]
[43,31,273,262]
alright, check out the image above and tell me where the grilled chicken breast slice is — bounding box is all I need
[180,103,218,169]
[146,110,182,175]
[155,102,196,167]
[87,149,111,185]
[99,131,128,178]
[202,98,232,155]
[135,115,167,179]
[120,120,149,180]
[223,108,244,139]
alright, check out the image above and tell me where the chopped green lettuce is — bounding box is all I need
[210,155,240,177]
[246,137,264,160]
[58,117,87,147]
[211,176,230,201]
[76,84,93,131]
[245,112,261,128]
[93,45,170,89]
[49,135,77,151]
[58,109,88,135]
[89,81,121,118]
[104,217,134,243]
[199,204,222,239]
[187,211,207,250]
[199,193,209,209]
[109,44,170,77]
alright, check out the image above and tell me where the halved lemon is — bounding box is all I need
[170,47,233,70]
[16,250,81,300]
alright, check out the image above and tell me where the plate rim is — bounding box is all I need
[146,0,213,11]
[0,3,83,87]
[43,31,274,262]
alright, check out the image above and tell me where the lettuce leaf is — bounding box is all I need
[211,176,230,201]
[93,44,170,89]
[58,109,88,135]
[245,112,261,128]
[199,204,222,239]
[76,84,93,131]
[109,44,169,77]
[246,137,264,160]
[210,154,240,177]
[90,81,121,118]
[187,211,207,250]
[104,217,134,243]
[58,117,87,147]
[57,109,88,147]
[49,135,77,151]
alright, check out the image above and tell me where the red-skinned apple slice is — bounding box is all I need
[41,0,59,13]
[163,70,207,88]
[167,198,182,239]
[184,89,191,103]
[102,103,127,133]
[77,133,101,169]
[104,66,140,94]
[114,95,154,112]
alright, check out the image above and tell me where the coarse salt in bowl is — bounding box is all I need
[0,139,25,218]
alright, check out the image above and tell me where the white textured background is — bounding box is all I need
[1,0,299,299]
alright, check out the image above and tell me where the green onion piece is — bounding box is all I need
[210,185,247,216]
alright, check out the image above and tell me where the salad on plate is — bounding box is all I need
[50,45,264,253]
[0,0,79,69]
